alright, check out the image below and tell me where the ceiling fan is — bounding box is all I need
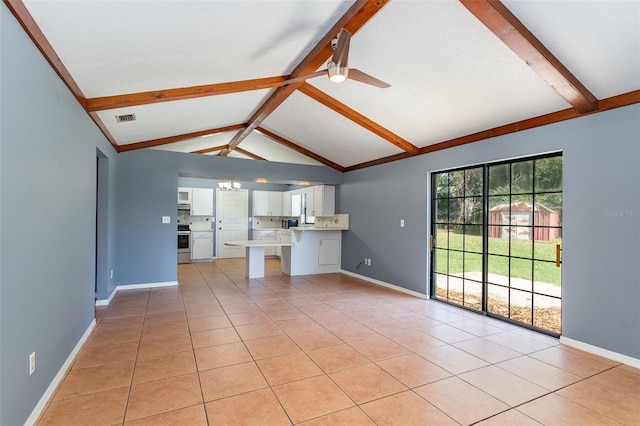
[283,29,390,88]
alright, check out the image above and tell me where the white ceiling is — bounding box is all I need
[21,0,640,170]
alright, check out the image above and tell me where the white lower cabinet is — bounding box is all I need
[318,239,341,265]
[191,231,213,260]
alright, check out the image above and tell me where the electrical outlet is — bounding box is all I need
[367,258,372,266]
[29,352,36,376]
[162,216,171,224]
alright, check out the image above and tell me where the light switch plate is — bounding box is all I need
[162,216,170,224]
[400,219,405,227]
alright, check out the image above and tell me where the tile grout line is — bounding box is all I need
[119,288,151,425]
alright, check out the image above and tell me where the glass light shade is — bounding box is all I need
[327,61,348,83]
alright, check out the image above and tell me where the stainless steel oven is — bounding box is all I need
[178,226,191,264]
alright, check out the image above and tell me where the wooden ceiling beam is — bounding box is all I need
[345,90,639,172]
[234,147,266,161]
[4,0,85,103]
[85,76,288,112]
[298,83,420,154]
[256,127,345,172]
[118,123,245,152]
[460,0,598,113]
[191,145,229,155]
[220,0,389,156]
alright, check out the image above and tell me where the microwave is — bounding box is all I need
[282,219,298,229]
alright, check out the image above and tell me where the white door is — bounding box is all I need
[216,189,248,258]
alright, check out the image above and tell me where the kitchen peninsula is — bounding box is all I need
[227,217,348,278]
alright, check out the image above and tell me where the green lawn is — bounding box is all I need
[434,230,561,285]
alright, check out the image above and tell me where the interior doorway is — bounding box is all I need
[95,149,109,301]
[215,188,248,258]
[431,153,563,335]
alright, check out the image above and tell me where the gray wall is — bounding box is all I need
[0,4,118,424]
[340,105,640,359]
[115,149,342,286]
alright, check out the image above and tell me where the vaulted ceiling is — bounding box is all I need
[7,0,640,172]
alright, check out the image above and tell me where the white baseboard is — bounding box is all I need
[95,281,178,306]
[559,336,640,368]
[340,270,428,300]
[25,319,96,426]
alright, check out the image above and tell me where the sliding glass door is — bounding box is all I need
[431,154,562,335]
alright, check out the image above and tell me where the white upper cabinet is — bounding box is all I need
[253,190,283,216]
[291,190,302,217]
[269,192,283,216]
[191,188,213,216]
[310,185,335,217]
[282,191,292,216]
[253,191,269,216]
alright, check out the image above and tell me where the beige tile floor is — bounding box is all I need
[37,258,639,425]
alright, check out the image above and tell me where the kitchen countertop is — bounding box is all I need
[225,240,292,247]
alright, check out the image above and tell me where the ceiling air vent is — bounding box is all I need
[115,113,136,123]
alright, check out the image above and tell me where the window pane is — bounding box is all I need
[488,233,509,256]
[463,252,483,280]
[449,170,464,197]
[509,289,533,325]
[487,255,507,284]
[465,167,483,196]
[512,160,533,194]
[535,193,562,226]
[434,224,449,248]
[535,156,562,192]
[510,258,532,284]
[533,239,558,262]
[464,280,483,310]
[488,196,510,226]
[435,173,450,198]
[435,198,449,222]
[489,164,510,195]
[533,294,561,334]
[434,249,448,274]
[448,275,464,304]
[449,199,462,224]
[533,260,561,289]
[463,225,483,253]
[464,197,484,224]
[487,284,508,316]
[511,233,533,258]
[434,273,448,299]
[449,230,464,252]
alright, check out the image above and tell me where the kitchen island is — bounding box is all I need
[226,226,344,278]
[225,240,291,279]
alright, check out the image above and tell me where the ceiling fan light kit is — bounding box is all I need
[281,28,389,89]
[327,61,348,83]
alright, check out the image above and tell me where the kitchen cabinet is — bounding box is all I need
[291,190,302,217]
[252,191,282,216]
[318,239,340,265]
[282,191,292,216]
[305,185,335,217]
[191,231,213,260]
[191,188,213,216]
[177,187,192,204]
[315,185,335,217]
[253,230,277,256]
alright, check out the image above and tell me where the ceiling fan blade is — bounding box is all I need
[348,69,391,88]
[281,70,326,86]
[332,28,351,67]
